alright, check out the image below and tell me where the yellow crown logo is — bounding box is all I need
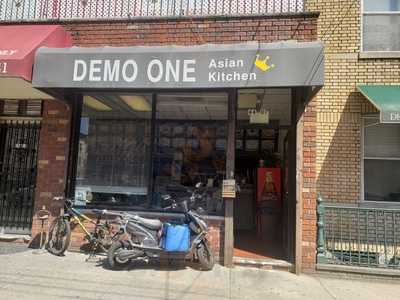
[254,54,275,72]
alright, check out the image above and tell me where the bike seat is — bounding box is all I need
[135,216,163,230]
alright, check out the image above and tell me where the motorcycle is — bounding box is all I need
[107,188,214,270]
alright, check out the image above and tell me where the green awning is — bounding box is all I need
[357,85,400,123]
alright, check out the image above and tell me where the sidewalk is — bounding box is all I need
[0,246,399,300]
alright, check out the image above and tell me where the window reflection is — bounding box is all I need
[153,93,228,215]
[74,92,228,215]
[75,94,152,208]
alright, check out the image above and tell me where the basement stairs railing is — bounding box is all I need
[317,194,400,271]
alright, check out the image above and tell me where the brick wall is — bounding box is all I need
[305,1,400,205]
[301,97,318,272]
[62,14,317,47]
[30,100,71,246]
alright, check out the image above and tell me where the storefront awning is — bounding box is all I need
[0,25,72,99]
[32,41,324,89]
[357,85,400,123]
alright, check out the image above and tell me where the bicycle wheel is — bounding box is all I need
[47,217,71,256]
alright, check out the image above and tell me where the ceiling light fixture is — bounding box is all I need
[120,95,151,112]
[83,96,112,111]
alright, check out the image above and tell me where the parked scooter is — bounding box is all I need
[107,187,214,270]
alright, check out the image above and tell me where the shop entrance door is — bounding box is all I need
[0,120,41,234]
[233,88,296,265]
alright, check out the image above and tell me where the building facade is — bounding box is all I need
[1,0,399,274]
[307,0,400,271]
[307,0,400,202]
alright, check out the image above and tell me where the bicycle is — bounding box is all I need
[46,197,121,258]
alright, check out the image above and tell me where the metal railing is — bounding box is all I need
[0,0,305,22]
[317,196,400,269]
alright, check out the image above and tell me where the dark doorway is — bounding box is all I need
[234,88,295,262]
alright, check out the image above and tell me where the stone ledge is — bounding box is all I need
[317,263,400,277]
[359,51,400,59]
[234,256,292,271]
[0,234,31,242]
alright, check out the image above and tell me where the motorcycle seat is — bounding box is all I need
[135,216,163,230]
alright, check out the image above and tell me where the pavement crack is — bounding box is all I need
[315,276,337,300]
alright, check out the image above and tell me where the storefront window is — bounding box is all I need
[74,94,152,208]
[74,92,229,214]
[363,116,400,202]
[152,93,228,215]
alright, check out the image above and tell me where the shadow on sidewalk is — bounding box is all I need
[91,255,206,272]
[0,241,30,255]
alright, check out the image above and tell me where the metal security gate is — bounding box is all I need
[0,120,41,234]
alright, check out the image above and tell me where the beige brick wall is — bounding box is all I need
[306,0,400,203]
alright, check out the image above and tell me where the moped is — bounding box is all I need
[107,192,214,270]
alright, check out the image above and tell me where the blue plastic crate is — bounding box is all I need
[163,223,190,252]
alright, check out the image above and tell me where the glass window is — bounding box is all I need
[364,0,400,11]
[363,117,400,202]
[74,94,152,208]
[363,0,400,51]
[152,93,228,215]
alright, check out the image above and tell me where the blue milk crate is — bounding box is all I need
[162,223,190,252]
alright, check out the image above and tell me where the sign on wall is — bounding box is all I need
[33,41,324,89]
[381,111,400,123]
[222,179,236,199]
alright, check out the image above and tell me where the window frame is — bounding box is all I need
[69,92,155,211]
[361,114,400,205]
[361,0,400,54]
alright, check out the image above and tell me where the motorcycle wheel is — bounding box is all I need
[197,240,215,271]
[47,217,71,256]
[107,241,131,269]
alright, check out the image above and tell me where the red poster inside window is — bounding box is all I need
[257,168,281,204]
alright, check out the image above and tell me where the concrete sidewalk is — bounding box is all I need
[0,248,399,300]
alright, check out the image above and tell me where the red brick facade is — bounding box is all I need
[301,99,317,272]
[63,15,317,47]
[26,13,319,270]
[31,100,71,245]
